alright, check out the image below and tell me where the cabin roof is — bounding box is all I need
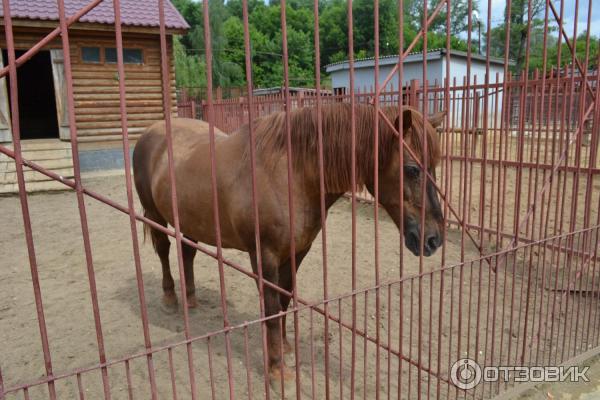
[0,0,189,30]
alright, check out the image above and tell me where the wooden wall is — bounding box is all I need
[0,25,178,143]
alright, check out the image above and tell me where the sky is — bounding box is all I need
[479,0,600,37]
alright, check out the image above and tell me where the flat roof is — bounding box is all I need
[253,87,333,96]
[325,49,509,72]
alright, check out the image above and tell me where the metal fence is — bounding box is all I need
[1,0,600,400]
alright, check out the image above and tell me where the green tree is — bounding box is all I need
[173,36,206,90]
[405,0,474,36]
[172,0,476,90]
[319,0,347,65]
[489,0,546,71]
[544,32,600,71]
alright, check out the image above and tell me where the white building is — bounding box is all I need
[325,49,507,92]
[325,49,509,127]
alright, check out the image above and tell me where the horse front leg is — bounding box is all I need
[278,246,312,355]
[249,251,294,385]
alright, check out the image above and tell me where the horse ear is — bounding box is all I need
[428,111,446,128]
[394,109,413,136]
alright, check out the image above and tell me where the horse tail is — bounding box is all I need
[133,130,166,252]
[142,209,151,244]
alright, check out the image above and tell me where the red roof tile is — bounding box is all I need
[1,0,189,30]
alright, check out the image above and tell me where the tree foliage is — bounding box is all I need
[488,0,599,73]
[171,0,478,89]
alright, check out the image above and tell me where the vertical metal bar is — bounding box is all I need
[525,71,541,364]
[569,0,593,359]
[408,281,414,399]
[277,317,285,396]
[77,373,85,400]
[436,0,451,396]
[517,0,537,366]
[240,0,272,395]
[463,3,476,382]
[312,0,330,397]
[553,79,570,365]
[110,0,158,396]
[446,84,457,397]
[347,0,359,397]
[473,2,493,395]
[456,77,467,398]
[585,54,600,350]
[418,3,428,399]
[396,0,406,397]
[157,0,197,397]
[386,286,392,400]
[373,1,382,399]
[310,308,317,399]
[546,1,567,365]
[243,327,253,400]
[338,298,344,400]
[532,0,552,366]
[589,198,600,348]
[278,0,304,395]
[496,0,513,381]
[167,348,178,400]
[363,291,369,400]
[485,79,502,398]
[200,1,236,397]
[207,338,217,400]
[427,273,433,399]
[545,74,564,366]
[55,0,112,397]
[1,2,56,398]
[558,0,579,363]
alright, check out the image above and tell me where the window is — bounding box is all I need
[105,48,143,64]
[81,47,101,63]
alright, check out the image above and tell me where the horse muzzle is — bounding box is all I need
[405,227,442,257]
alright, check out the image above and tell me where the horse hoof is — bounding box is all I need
[161,294,179,314]
[186,296,199,309]
[283,342,295,365]
[269,365,297,397]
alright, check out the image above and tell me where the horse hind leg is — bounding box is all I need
[182,238,198,308]
[149,220,198,310]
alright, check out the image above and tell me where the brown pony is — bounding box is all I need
[133,103,445,383]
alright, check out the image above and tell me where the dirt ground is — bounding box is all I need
[517,354,600,400]
[1,168,599,399]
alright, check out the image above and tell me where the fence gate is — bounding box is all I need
[1,0,600,399]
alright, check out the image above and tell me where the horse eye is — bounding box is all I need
[404,165,420,178]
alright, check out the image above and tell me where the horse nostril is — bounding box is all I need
[426,235,439,251]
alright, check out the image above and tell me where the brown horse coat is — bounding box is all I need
[133,103,444,382]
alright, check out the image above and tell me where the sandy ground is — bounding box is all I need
[517,355,600,400]
[1,167,599,399]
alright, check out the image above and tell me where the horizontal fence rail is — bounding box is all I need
[1,0,599,399]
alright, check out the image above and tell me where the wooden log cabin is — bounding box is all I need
[0,0,188,192]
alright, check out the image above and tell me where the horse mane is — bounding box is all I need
[240,103,441,193]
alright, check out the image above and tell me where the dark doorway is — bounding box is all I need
[3,50,59,139]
